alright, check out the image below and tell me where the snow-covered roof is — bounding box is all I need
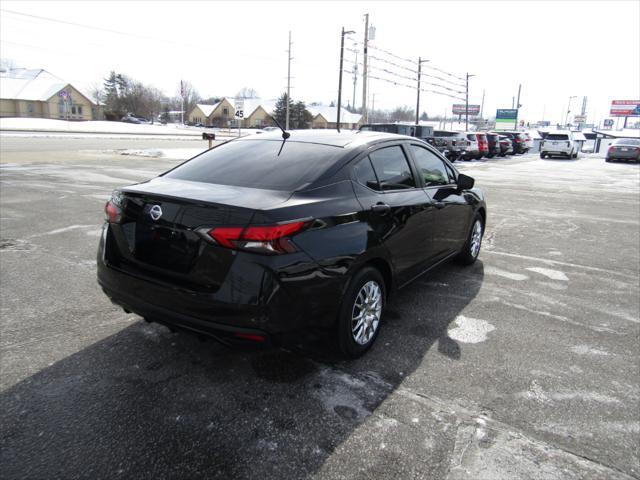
[572,132,587,141]
[195,102,221,117]
[308,105,362,124]
[230,98,278,117]
[592,129,640,139]
[0,68,92,103]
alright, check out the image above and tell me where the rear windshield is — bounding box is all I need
[485,134,497,140]
[476,134,487,142]
[614,138,640,146]
[546,134,569,140]
[434,131,456,137]
[466,134,477,141]
[164,139,342,191]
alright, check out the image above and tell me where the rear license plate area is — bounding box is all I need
[133,223,196,273]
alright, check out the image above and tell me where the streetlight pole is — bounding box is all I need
[415,57,429,125]
[337,27,355,132]
[465,72,475,131]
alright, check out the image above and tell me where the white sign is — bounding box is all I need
[234,100,244,119]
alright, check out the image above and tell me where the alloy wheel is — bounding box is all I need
[351,281,382,345]
[470,220,483,258]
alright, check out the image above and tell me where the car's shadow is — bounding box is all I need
[0,262,484,479]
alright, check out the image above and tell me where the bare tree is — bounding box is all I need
[88,81,103,106]
[179,80,200,119]
[0,58,18,72]
[235,87,259,99]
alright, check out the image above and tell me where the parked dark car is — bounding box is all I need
[98,131,486,358]
[485,133,501,158]
[605,138,640,163]
[498,135,513,156]
[493,131,528,154]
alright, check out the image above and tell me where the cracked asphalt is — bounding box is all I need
[1,135,639,479]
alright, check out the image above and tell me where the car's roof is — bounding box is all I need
[237,129,415,148]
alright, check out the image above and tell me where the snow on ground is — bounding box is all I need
[0,117,213,136]
[456,154,640,194]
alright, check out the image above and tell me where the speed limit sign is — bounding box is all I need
[234,100,244,118]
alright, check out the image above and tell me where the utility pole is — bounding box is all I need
[415,58,429,125]
[362,13,369,123]
[352,51,358,111]
[514,84,522,129]
[479,89,485,119]
[371,93,375,118]
[286,31,292,130]
[465,72,474,131]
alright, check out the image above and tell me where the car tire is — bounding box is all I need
[456,214,484,266]
[337,267,386,358]
[540,152,546,159]
[605,158,612,163]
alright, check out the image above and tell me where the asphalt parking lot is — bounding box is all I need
[1,136,639,480]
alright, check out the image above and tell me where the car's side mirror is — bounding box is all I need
[457,173,475,190]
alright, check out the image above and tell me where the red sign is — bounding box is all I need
[609,100,640,116]
[452,104,480,115]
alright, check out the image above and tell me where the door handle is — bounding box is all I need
[434,202,445,209]
[371,202,391,215]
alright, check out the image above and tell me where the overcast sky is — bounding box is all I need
[1,0,639,124]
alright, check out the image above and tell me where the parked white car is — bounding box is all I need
[540,131,580,159]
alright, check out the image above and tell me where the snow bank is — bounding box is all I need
[117,148,207,160]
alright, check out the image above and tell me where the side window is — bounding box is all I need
[369,146,416,190]
[353,157,380,191]
[410,145,451,187]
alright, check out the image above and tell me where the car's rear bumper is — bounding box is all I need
[607,153,640,161]
[543,149,572,155]
[97,224,346,343]
[99,278,273,346]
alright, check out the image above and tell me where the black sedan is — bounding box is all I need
[97,130,486,358]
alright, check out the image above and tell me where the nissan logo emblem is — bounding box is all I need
[149,205,163,221]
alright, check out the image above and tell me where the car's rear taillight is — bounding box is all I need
[567,141,571,147]
[608,146,615,153]
[234,333,266,342]
[104,191,123,223]
[466,140,471,146]
[208,221,308,254]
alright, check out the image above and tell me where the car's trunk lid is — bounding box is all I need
[106,178,291,289]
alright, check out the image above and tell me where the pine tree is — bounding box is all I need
[273,93,293,127]
[291,101,312,129]
[420,111,428,121]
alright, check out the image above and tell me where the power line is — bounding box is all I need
[344,56,465,97]
[343,70,465,102]
[0,8,280,63]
